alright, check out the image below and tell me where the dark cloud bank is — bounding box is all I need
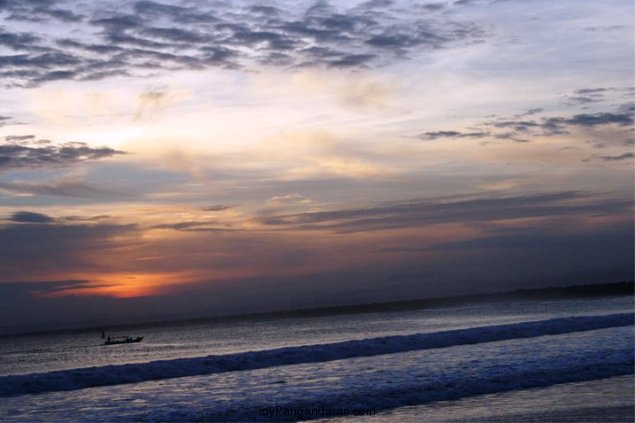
[0,210,137,282]
[0,187,632,334]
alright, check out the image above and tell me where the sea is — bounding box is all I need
[0,295,633,422]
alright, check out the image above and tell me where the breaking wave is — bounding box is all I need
[0,312,632,397]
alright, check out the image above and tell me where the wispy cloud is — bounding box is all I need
[258,191,633,233]
[600,152,635,161]
[418,130,490,141]
[0,177,130,199]
[0,115,17,127]
[201,204,235,212]
[418,100,634,145]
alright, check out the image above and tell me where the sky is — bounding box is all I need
[0,0,633,334]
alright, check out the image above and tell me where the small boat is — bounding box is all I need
[104,335,144,345]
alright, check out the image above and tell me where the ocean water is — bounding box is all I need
[0,295,633,422]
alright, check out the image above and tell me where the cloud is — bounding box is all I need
[492,132,530,143]
[417,3,445,11]
[201,204,234,212]
[600,153,635,161]
[358,0,395,9]
[424,100,635,145]
[0,219,138,281]
[268,193,312,204]
[489,104,634,134]
[6,210,54,223]
[62,214,112,222]
[0,138,125,170]
[0,0,83,23]
[516,108,544,117]
[418,130,490,140]
[587,140,607,149]
[135,90,168,118]
[0,177,129,199]
[326,54,377,68]
[562,88,612,106]
[4,134,35,142]
[365,20,475,50]
[583,25,628,32]
[149,220,238,232]
[259,191,633,233]
[134,88,189,119]
[336,77,398,110]
[490,119,541,132]
[417,97,633,145]
[0,0,485,87]
[558,111,634,127]
[0,115,16,127]
[0,280,93,298]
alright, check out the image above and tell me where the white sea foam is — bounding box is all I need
[0,312,631,397]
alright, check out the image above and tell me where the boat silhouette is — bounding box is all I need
[104,335,144,345]
[100,329,143,345]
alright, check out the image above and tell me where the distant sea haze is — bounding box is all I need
[2,281,631,337]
